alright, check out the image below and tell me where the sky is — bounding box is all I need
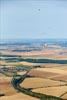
[0,0,67,40]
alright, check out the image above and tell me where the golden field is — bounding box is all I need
[0,45,67,100]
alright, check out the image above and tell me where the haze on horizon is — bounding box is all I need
[0,0,67,40]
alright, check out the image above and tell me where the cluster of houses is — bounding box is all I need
[0,65,29,73]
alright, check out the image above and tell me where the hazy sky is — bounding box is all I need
[0,0,67,39]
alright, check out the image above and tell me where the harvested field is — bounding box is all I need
[61,93,67,100]
[34,68,67,75]
[0,60,34,67]
[32,86,67,98]
[28,69,60,78]
[51,75,67,82]
[40,63,64,68]
[0,93,38,100]
[0,44,67,100]
[0,76,16,96]
[20,78,66,89]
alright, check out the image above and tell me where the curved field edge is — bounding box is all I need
[11,74,65,100]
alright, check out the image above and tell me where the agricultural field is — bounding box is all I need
[1,0,67,99]
[0,40,67,100]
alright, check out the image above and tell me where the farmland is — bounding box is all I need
[0,40,67,100]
